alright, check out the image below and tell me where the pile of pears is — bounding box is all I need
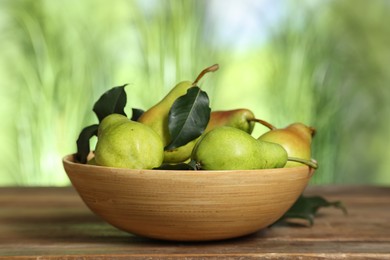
[90,64,318,171]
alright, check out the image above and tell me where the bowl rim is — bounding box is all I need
[63,153,313,176]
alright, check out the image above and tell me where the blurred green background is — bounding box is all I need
[0,0,389,186]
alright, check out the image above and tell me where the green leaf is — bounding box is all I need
[275,195,347,226]
[165,86,211,150]
[154,159,199,170]
[92,84,127,122]
[75,124,99,164]
[154,162,196,170]
[131,108,144,121]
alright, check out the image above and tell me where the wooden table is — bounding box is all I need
[0,186,389,259]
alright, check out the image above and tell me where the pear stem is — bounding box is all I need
[250,118,277,130]
[287,157,318,169]
[193,64,219,85]
[309,127,317,137]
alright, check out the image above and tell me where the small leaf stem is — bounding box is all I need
[192,64,219,85]
[309,126,317,137]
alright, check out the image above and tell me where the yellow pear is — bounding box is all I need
[258,122,316,168]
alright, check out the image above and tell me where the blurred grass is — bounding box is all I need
[0,0,389,185]
[261,0,390,184]
[0,0,219,185]
[0,0,128,185]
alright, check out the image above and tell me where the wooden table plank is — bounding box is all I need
[0,186,389,259]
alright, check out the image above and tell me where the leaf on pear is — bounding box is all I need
[165,86,211,150]
[274,195,347,226]
[154,159,199,170]
[93,84,128,122]
[154,162,196,170]
[131,108,144,121]
[75,124,99,164]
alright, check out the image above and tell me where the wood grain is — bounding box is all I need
[0,186,389,259]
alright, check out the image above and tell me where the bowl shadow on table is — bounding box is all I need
[4,207,271,247]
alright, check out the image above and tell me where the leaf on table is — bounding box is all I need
[165,86,211,150]
[274,195,348,226]
[75,124,99,164]
[92,84,128,122]
[131,108,144,121]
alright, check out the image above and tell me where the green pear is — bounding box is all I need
[163,139,197,163]
[257,122,316,168]
[163,108,256,163]
[191,126,288,170]
[138,64,219,147]
[98,113,130,136]
[95,114,164,169]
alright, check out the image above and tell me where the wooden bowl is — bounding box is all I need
[63,154,314,241]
